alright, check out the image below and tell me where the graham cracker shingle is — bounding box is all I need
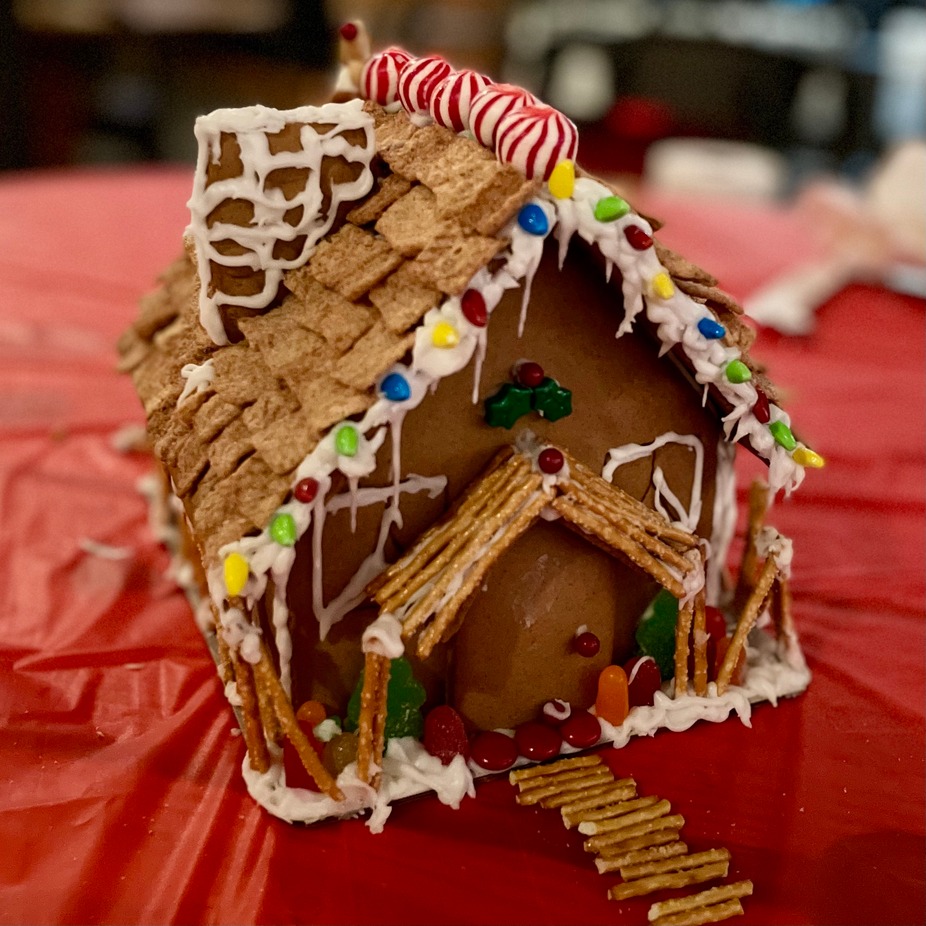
[290,376,373,434]
[208,416,255,480]
[250,409,318,475]
[280,276,375,353]
[368,262,442,334]
[372,110,455,183]
[307,224,403,302]
[375,185,457,257]
[409,234,506,295]
[333,322,415,392]
[346,173,413,226]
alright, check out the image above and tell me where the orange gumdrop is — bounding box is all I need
[595,665,630,726]
[296,700,327,727]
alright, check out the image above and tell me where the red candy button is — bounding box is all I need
[294,477,319,504]
[538,447,565,475]
[461,289,488,327]
[624,224,653,250]
[514,721,562,761]
[753,387,771,424]
[560,711,602,749]
[423,705,470,765]
[470,731,518,771]
[339,22,358,40]
[516,361,545,388]
[704,606,728,641]
[574,630,600,657]
[624,655,662,707]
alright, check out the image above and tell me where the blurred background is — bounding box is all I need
[2,0,925,197]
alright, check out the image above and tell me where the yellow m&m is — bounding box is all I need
[793,447,825,468]
[547,159,575,199]
[649,272,675,300]
[432,321,460,348]
[223,552,249,598]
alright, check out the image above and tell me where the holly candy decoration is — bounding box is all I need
[595,665,630,726]
[515,360,545,388]
[470,730,518,771]
[484,382,533,429]
[635,588,678,680]
[623,655,662,707]
[345,656,426,740]
[532,377,573,422]
[574,630,600,657]
[423,705,470,765]
[514,721,561,762]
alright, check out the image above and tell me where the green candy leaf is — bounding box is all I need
[484,382,533,429]
[345,656,426,740]
[635,589,679,680]
[532,377,573,422]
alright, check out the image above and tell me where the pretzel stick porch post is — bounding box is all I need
[356,651,391,787]
[229,648,271,773]
[716,556,778,694]
[734,481,769,610]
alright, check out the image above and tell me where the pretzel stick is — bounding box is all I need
[251,646,343,800]
[516,762,612,793]
[579,798,673,835]
[511,754,604,784]
[552,497,687,598]
[595,842,688,873]
[774,573,796,646]
[215,626,234,685]
[517,768,615,806]
[370,656,391,791]
[561,455,699,547]
[400,469,542,639]
[369,449,518,601]
[674,597,694,697]
[608,861,729,901]
[591,826,684,855]
[649,881,753,922]
[417,487,550,657]
[559,480,696,569]
[692,586,709,697]
[622,848,730,881]
[585,815,685,853]
[734,480,768,609]
[228,648,271,774]
[356,651,388,785]
[717,556,778,694]
[556,779,638,815]
[650,899,744,926]
[563,794,661,829]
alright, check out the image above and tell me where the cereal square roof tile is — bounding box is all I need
[346,173,413,226]
[333,321,415,392]
[249,409,319,475]
[172,432,211,497]
[307,223,403,301]
[280,275,375,352]
[368,262,441,334]
[290,376,374,434]
[210,344,280,406]
[409,233,506,295]
[208,417,255,481]
[193,395,241,445]
[375,185,457,257]
[241,389,300,433]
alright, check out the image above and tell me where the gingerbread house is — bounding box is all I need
[118,37,821,827]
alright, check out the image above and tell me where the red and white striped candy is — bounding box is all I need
[428,69,492,133]
[360,47,412,106]
[466,84,539,150]
[495,105,579,180]
[397,55,453,116]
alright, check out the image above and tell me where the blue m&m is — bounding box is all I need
[380,372,411,402]
[517,203,549,236]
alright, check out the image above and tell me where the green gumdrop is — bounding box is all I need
[635,589,679,681]
[345,656,426,740]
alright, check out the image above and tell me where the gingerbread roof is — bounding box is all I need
[119,100,798,567]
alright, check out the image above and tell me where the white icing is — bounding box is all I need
[602,432,704,532]
[707,438,737,606]
[361,612,405,658]
[187,99,375,344]
[313,718,341,743]
[176,359,215,406]
[542,699,571,723]
[755,525,794,578]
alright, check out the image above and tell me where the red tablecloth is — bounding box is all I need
[1,168,923,925]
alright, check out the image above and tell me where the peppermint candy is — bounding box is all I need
[428,69,492,133]
[360,47,412,106]
[397,55,453,116]
[467,84,539,150]
[495,105,579,180]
